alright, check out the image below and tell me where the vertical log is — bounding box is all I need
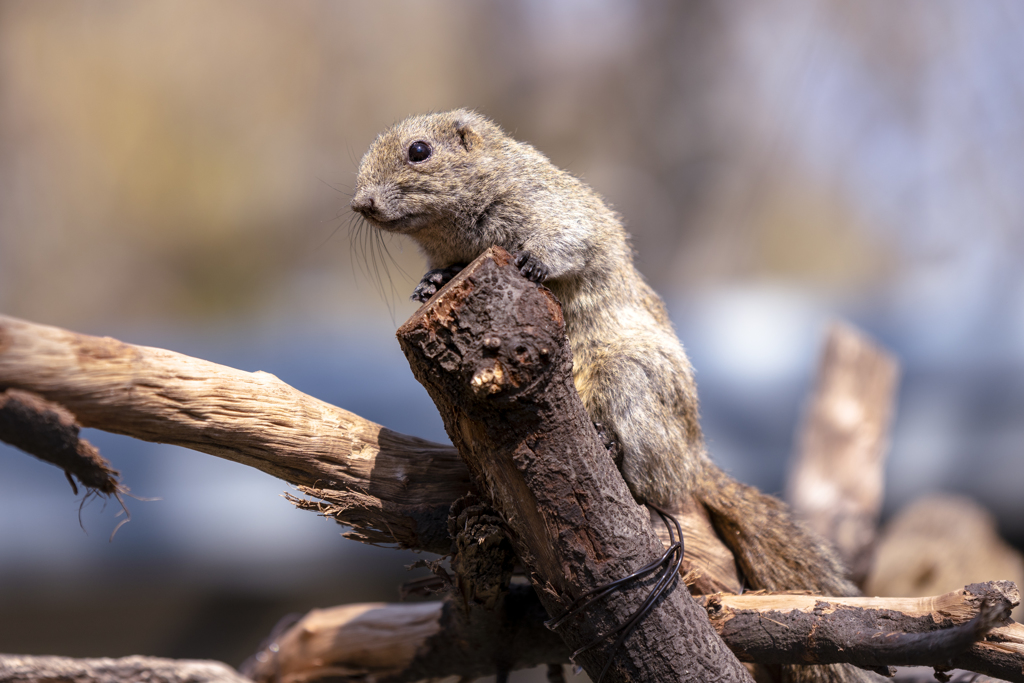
[396,247,753,683]
[786,321,899,583]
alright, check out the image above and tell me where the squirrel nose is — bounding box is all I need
[351,190,377,216]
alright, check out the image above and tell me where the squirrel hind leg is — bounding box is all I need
[576,338,706,507]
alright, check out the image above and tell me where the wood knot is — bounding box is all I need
[470,360,506,396]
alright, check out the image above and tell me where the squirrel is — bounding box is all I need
[352,109,879,683]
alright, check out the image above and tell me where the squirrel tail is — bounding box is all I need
[697,464,884,683]
[696,462,857,596]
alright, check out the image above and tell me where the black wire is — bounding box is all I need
[546,504,686,683]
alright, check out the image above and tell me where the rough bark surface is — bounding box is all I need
[396,247,753,682]
[0,655,251,683]
[786,321,899,583]
[700,582,1017,672]
[1,305,1019,681]
[243,584,1022,683]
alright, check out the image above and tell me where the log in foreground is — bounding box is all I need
[0,655,252,683]
[243,583,1022,683]
[700,581,1022,679]
[397,247,753,682]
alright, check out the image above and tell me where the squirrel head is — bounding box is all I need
[351,109,504,235]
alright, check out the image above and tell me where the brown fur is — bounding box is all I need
[353,110,879,682]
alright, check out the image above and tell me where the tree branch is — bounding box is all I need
[0,655,252,683]
[0,313,468,554]
[395,247,755,681]
[0,280,1018,681]
[0,388,120,496]
[242,583,1022,683]
[0,313,748,591]
[700,581,1020,677]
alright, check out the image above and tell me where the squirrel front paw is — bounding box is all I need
[513,250,549,283]
[411,264,467,303]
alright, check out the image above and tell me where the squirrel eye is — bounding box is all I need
[408,141,432,163]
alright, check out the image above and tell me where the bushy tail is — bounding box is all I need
[697,464,882,682]
[697,463,856,596]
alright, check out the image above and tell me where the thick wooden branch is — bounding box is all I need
[242,585,565,683]
[0,313,747,592]
[786,321,899,582]
[699,582,1021,679]
[2,306,1020,681]
[0,313,469,554]
[0,655,252,683]
[243,583,1022,683]
[396,247,752,682]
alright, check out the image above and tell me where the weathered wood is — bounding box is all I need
[0,655,251,683]
[2,308,1018,681]
[396,247,753,682]
[242,586,564,683]
[786,321,899,582]
[243,584,1022,683]
[0,313,469,554]
[699,582,1017,673]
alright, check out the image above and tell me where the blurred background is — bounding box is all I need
[2,0,1023,679]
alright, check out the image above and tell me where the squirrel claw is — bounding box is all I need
[513,250,549,283]
[411,264,468,304]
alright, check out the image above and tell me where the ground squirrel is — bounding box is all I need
[352,109,876,683]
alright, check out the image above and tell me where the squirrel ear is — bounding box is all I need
[455,119,482,151]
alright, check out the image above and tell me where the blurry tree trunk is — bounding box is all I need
[787,321,899,584]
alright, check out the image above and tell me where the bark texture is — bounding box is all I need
[395,246,754,682]
[700,582,1019,675]
[0,655,251,683]
[0,314,751,591]
[243,584,1022,683]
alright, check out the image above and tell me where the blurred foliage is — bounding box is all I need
[0,0,1021,328]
